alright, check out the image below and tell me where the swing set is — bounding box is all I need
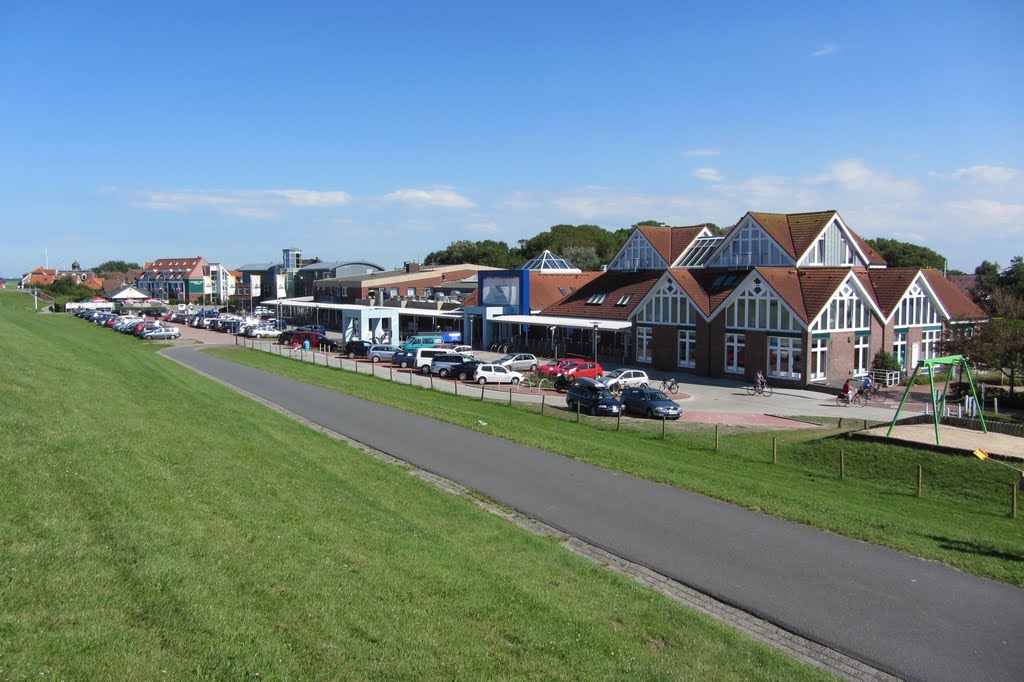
[886,355,987,446]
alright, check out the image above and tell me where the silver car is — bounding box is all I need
[493,353,539,372]
[367,345,401,363]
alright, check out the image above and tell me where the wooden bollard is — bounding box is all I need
[616,411,621,431]
[715,424,720,451]
[661,416,666,439]
[917,465,923,498]
[454,379,458,396]
[429,375,434,390]
[576,403,580,423]
[540,394,545,414]
[481,386,485,401]
[840,450,845,480]
[1012,484,1018,520]
[508,389,513,406]
[838,417,843,429]
[772,436,777,464]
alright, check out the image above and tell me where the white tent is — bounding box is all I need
[110,286,149,300]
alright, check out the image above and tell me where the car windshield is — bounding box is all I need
[497,354,516,362]
[648,391,670,401]
[604,369,625,379]
[596,388,615,399]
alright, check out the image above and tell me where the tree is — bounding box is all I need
[517,224,630,266]
[970,289,1024,396]
[92,260,141,275]
[864,238,947,270]
[424,240,519,269]
[560,245,601,272]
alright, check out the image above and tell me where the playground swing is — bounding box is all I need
[886,355,988,446]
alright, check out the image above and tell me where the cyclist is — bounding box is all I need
[839,378,852,404]
[860,373,874,398]
[754,370,766,391]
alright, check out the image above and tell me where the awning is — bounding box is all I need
[493,314,631,331]
[261,298,461,318]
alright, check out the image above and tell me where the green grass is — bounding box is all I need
[0,290,829,679]
[205,345,1024,588]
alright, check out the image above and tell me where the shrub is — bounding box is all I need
[872,350,902,372]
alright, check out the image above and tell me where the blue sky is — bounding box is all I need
[2,1,1021,276]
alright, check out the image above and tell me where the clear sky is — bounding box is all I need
[2,1,1021,276]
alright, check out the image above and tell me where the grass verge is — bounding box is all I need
[0,290,828,679]
[207,345,1024,588]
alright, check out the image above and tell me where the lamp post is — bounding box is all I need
[592,322,599,362]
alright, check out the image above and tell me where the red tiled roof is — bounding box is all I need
[541,271,662,320]
[748,211,833,260]
[636,225,708,266]
[921,269,987,320]
[462,290,478,306]
[849,232,887,266]
[867,269,921,318]
[756,268,809,322]
[667,269,745,317]
[528,272,602,310]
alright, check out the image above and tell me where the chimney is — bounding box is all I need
[404,261,420,273]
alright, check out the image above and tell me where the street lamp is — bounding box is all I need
[592,322,599,361]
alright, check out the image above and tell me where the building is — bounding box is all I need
[293,260,385,298]
[313,262,496,305]
[516,211,985,386]
[136,257,210,302]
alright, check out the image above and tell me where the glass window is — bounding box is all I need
[767,336,802,380]
[725,333,745,373]
[678,330,696,368]
[854,335,870,376]
[810,338,828,380]
[893,332,907,368]
[636,326,652,363]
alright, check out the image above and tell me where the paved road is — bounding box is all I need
[165,345,1024,682]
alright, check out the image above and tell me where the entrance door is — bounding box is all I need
[910,342,920,369]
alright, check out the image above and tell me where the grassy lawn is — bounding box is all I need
[205,345,1024,589]
[0,291,830,679]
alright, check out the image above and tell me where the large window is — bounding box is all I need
[636,278,697,325]
[725,333,745,373]
[724,277,799,331]
[609,233,665,270]
[712,224,788,267]
[811,283,870,332]
[893,332,907,367]
[854,335,870,376]
[636,326,652,363]
[678,330,696,368]
[810,337,828,380]
[767,336,802,380]
[895,281,941,327]
[922,328,941,360]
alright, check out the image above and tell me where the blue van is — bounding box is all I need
[401,335,445,352]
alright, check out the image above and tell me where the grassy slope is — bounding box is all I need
[0,291,826,679]
[206,346,1024,588]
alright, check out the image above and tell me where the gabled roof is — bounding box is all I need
[747,211,834,261]
[636,225,708,265]
[865,269,922,318]
[541,271,661,320]
[921,269,987,320]
[527,272,602,310]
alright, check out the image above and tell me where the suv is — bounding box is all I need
[344,340,374,359]
[391,349,416,369]
[414,347,453,373]
[494,353,539,372]
[427,353,472,377]
[565,378,623,417]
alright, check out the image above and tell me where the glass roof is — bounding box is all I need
[678,236,725,268]
[520,250,582,273]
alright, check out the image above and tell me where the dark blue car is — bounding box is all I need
[620,387,682,419]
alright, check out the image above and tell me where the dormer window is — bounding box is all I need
[586,293,607,305]
[615,295,632,306]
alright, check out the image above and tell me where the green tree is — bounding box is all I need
[560,245,601,272]
[424,240,519,269]
[972,289,1024,396]
[865,238,947,270]
[517,224,629,266]
[92,260,141,275]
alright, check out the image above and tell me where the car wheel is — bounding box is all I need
[371,356,380,363]
[420,365,431,374]
[646,409,654,419]
[589,404,597,416]
[478,377,487,385]
[400,361,410,369]
[511,377,520,386]
[530,364,537,371]
[348,351,356,359]
[457,371,469,381]
[439,368,450,378]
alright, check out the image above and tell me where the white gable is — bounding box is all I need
[607,230,668,271]
[706,215,794,268]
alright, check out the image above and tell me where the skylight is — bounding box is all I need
[520,250,582,273]
[586,293,608,305]
[678,236,724,268]
[615,294,632,306]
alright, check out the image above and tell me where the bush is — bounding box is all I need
[872,350,902,372]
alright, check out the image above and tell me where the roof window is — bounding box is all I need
[615,294,632,306]
[585,293,607,305]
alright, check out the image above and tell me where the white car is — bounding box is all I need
[598,368,650,392]
[251,326,282,338]
[493,353,538,372]
[141,326,180,340]
[474,364,524,385]
[450,345,474,357]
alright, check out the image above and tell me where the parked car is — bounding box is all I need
[449,344,474,357]
[277,330,296,345]
[598,369,650,392]
[473,364,524,385]
[536,359,574,378]
[250,325,281,338]
[446,360,485,381]
[367,345,401,363]
[289,331,339,352]
[493,353,539,372]
[414,347,453,373]
[391,349,417,369]
[556,360,604,382]
[427,353,473,377]
[565,378,624,416]
[401,335,445,352]
[296,325,327,335]
[141,326,181,340]
[620,387,682,420]
[343,340,375,359]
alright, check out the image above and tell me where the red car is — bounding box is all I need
[536,359,574,378]
[557,360,604,382]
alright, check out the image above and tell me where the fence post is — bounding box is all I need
[838,417,843,429]
[454,379,458,396]
[616,411,621,432]
[540,394,545,414]
[481,386,485,401]
[1012,483,1018,520]
[576,403,580,423]
[429,375,433,390]
[995,398,999,415]
[772,437,777,464]
[390,367,394,381]
[715,424,719,452]
[863,419,868,431]
[917,465,923,498]
[661,416,666,440]
[509,389,513,406]
[840,450,845,480]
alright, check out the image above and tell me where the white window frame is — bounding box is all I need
[922,328,941,360]
[893,331,907,368]
[636,278,696,326]
[725,277,799,332]
[636,326,652,363]
[811,283,870,332]
[767,336,802,380]
[810,337,828,381]
[854,335,870,376]
[609,232,665,270]
[724,333,745,374]
[895,281,942,328]
[677,329,696,368]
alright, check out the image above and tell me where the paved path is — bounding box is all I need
[165,345,1024,682]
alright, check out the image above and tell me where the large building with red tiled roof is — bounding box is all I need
[530,209,985,386]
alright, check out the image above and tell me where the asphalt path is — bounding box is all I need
[166,345,1024,682]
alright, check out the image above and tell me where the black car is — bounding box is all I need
[565,378,624,416]
[446,360,485,381]
[426,354,474,377]
[296,324,327,335]
[343,340,374,359]
[620,387,682,420]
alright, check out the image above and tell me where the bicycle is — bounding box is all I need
[835,391,865,407]
[746,380,773,397]
[862,384,888,403]
[659,378,679,395]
